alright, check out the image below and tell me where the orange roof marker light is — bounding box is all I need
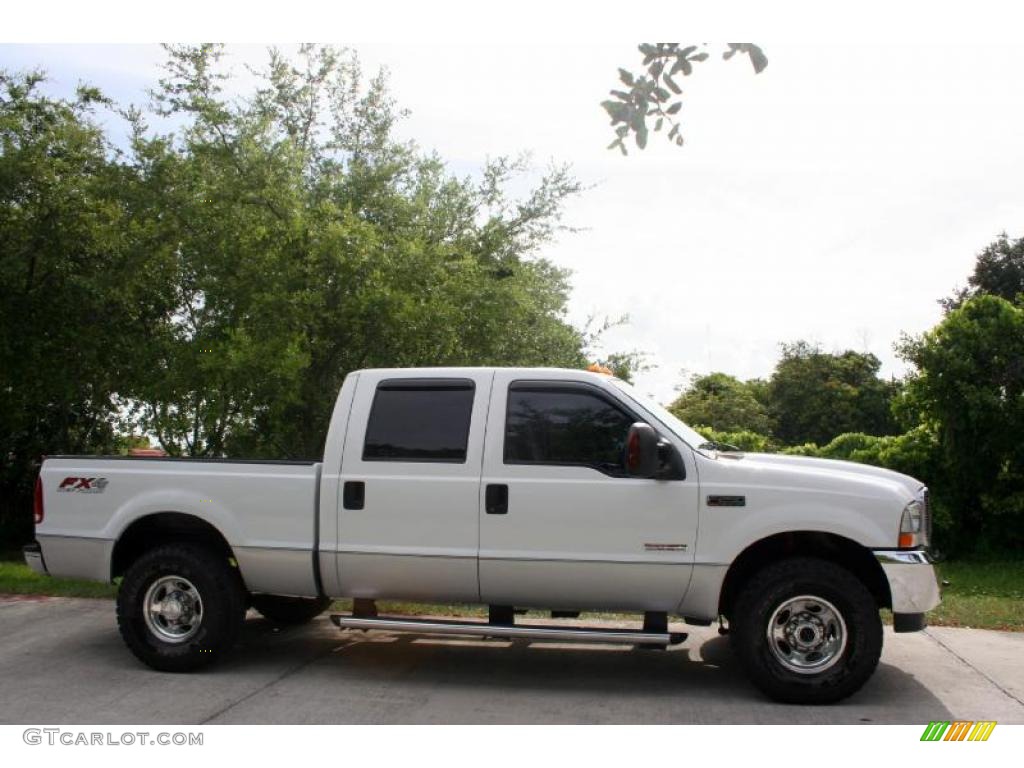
[586,363,614,375]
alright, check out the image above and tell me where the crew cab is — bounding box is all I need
[24,367,940,704]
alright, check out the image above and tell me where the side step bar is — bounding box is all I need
[330,614,686,646]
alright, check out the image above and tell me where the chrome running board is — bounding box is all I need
[330,614,686,646]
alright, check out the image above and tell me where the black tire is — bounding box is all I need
[250,594,331,625]
[729,557,883,704]
[116,543,247,672]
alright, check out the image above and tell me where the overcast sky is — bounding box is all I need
[3,42,1023,402]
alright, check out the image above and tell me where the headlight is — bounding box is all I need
[899,499,924,548]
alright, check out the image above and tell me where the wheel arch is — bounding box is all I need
[110,512,244,587]
[717,531,891,619]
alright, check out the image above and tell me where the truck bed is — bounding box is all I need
[36,455,322,596]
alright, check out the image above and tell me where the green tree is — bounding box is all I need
[668,372,773,434]
[942,231,1024,311]
[0,44,616,546]
[0,72,163,544]
[898,294,1024,551]
[121,44,591,459]
[767,341,900,446]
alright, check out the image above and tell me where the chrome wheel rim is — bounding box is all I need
[766,595,847,675]
[143,575,203,644]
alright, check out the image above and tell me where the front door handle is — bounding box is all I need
[343,481,365,510]
[485,484,508,515]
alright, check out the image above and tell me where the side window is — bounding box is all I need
[504,384,635,476]
[363,379,475,463]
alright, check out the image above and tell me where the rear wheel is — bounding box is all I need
[117,543,246,672]
[729,557,882,704]
[250,594,331,625]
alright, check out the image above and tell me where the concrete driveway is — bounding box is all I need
[1,595,1021,724]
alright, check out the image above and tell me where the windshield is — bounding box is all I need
[607,378,713,456]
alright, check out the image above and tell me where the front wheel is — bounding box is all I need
[729,557,883,704]
[117,544,247,672]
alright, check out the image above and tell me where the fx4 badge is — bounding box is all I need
[57,477,109,493]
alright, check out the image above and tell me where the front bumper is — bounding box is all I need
[875,549,940,630]
[23,541,48,576]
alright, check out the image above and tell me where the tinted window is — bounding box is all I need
[504,385,635,475]
[363,380,475,462]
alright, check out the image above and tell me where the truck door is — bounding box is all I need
[336,370,493,603]
[478,372,699,612]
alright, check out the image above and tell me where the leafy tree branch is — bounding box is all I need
[603,43,768,154]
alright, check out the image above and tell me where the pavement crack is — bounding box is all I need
[923,629,1024,707]
[200,648,330,724]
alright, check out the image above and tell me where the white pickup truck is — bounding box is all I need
[25,367,940,704]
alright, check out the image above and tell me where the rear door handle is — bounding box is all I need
[343,481,365,510]
[485,484,508,515]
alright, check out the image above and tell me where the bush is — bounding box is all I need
[796,432,882,461]
[694,426,779,453]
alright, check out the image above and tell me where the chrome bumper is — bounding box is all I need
[23,541,48,576]
[875,549,940,614]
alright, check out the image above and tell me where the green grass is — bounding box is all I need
[2,557,1021,631]
[928,560,1024,631]
[0,559,117,599]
